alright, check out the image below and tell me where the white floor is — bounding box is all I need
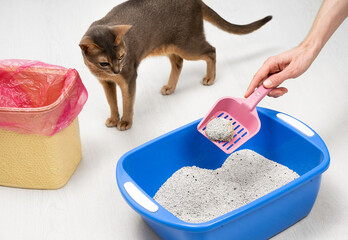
[0,0,347,239]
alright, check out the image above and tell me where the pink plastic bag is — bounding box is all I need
[0,59,88,136]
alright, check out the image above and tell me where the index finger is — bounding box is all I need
[245,62,271,98]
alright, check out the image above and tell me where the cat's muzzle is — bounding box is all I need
[113,69,120,74]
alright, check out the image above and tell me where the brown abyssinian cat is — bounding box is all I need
[80,0,271,130]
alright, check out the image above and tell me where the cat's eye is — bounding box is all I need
[99,62,110,67]
[118,54,124,60]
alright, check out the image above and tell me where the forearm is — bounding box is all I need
[246,0,348,98]
[300,0,348,56]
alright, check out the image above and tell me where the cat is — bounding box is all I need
[80,0,271,130]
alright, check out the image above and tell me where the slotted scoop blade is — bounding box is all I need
[197,85,272,154]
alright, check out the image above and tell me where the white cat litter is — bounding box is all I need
[205,117,234,141]
[154,149,299,223]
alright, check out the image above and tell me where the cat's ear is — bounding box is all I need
[79,37,101,54]
[109,25,132,45]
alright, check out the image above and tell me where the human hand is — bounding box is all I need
[245,44,318,98]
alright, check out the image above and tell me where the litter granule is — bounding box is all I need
[205,117,234,141]
[154,149,299,223]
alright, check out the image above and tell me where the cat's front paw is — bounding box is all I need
[117,120,133,131]
[161,85,175,95]
[105,117,119,127]
[202,76,215,86]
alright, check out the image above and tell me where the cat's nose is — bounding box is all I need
[113,69,120,74]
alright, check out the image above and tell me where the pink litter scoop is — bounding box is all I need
[197,85,272,154]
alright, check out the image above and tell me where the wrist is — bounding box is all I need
[299,37,322,58]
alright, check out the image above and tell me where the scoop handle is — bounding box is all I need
[244,85,273,110]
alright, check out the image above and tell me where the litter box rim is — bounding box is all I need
[116,107,330,232]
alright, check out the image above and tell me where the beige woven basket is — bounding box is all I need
[0,118,82,189]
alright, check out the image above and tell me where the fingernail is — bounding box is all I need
[263,79,271,87]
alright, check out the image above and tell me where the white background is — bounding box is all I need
[0,0,347,239]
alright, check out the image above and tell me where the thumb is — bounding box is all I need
[263,70,290,88]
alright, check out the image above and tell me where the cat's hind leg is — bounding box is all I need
[100,80,120,127]
[177,41,216,86]
[161,54,183,95]
[201,45,216,86]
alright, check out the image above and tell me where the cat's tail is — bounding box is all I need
[201,3,272,34]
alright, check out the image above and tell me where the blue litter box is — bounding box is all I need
[116,107,330,240]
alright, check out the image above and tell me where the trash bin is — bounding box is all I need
[0,59,88,189]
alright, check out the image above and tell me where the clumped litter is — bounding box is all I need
[205,117,234,142]
[154,149,299,223]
